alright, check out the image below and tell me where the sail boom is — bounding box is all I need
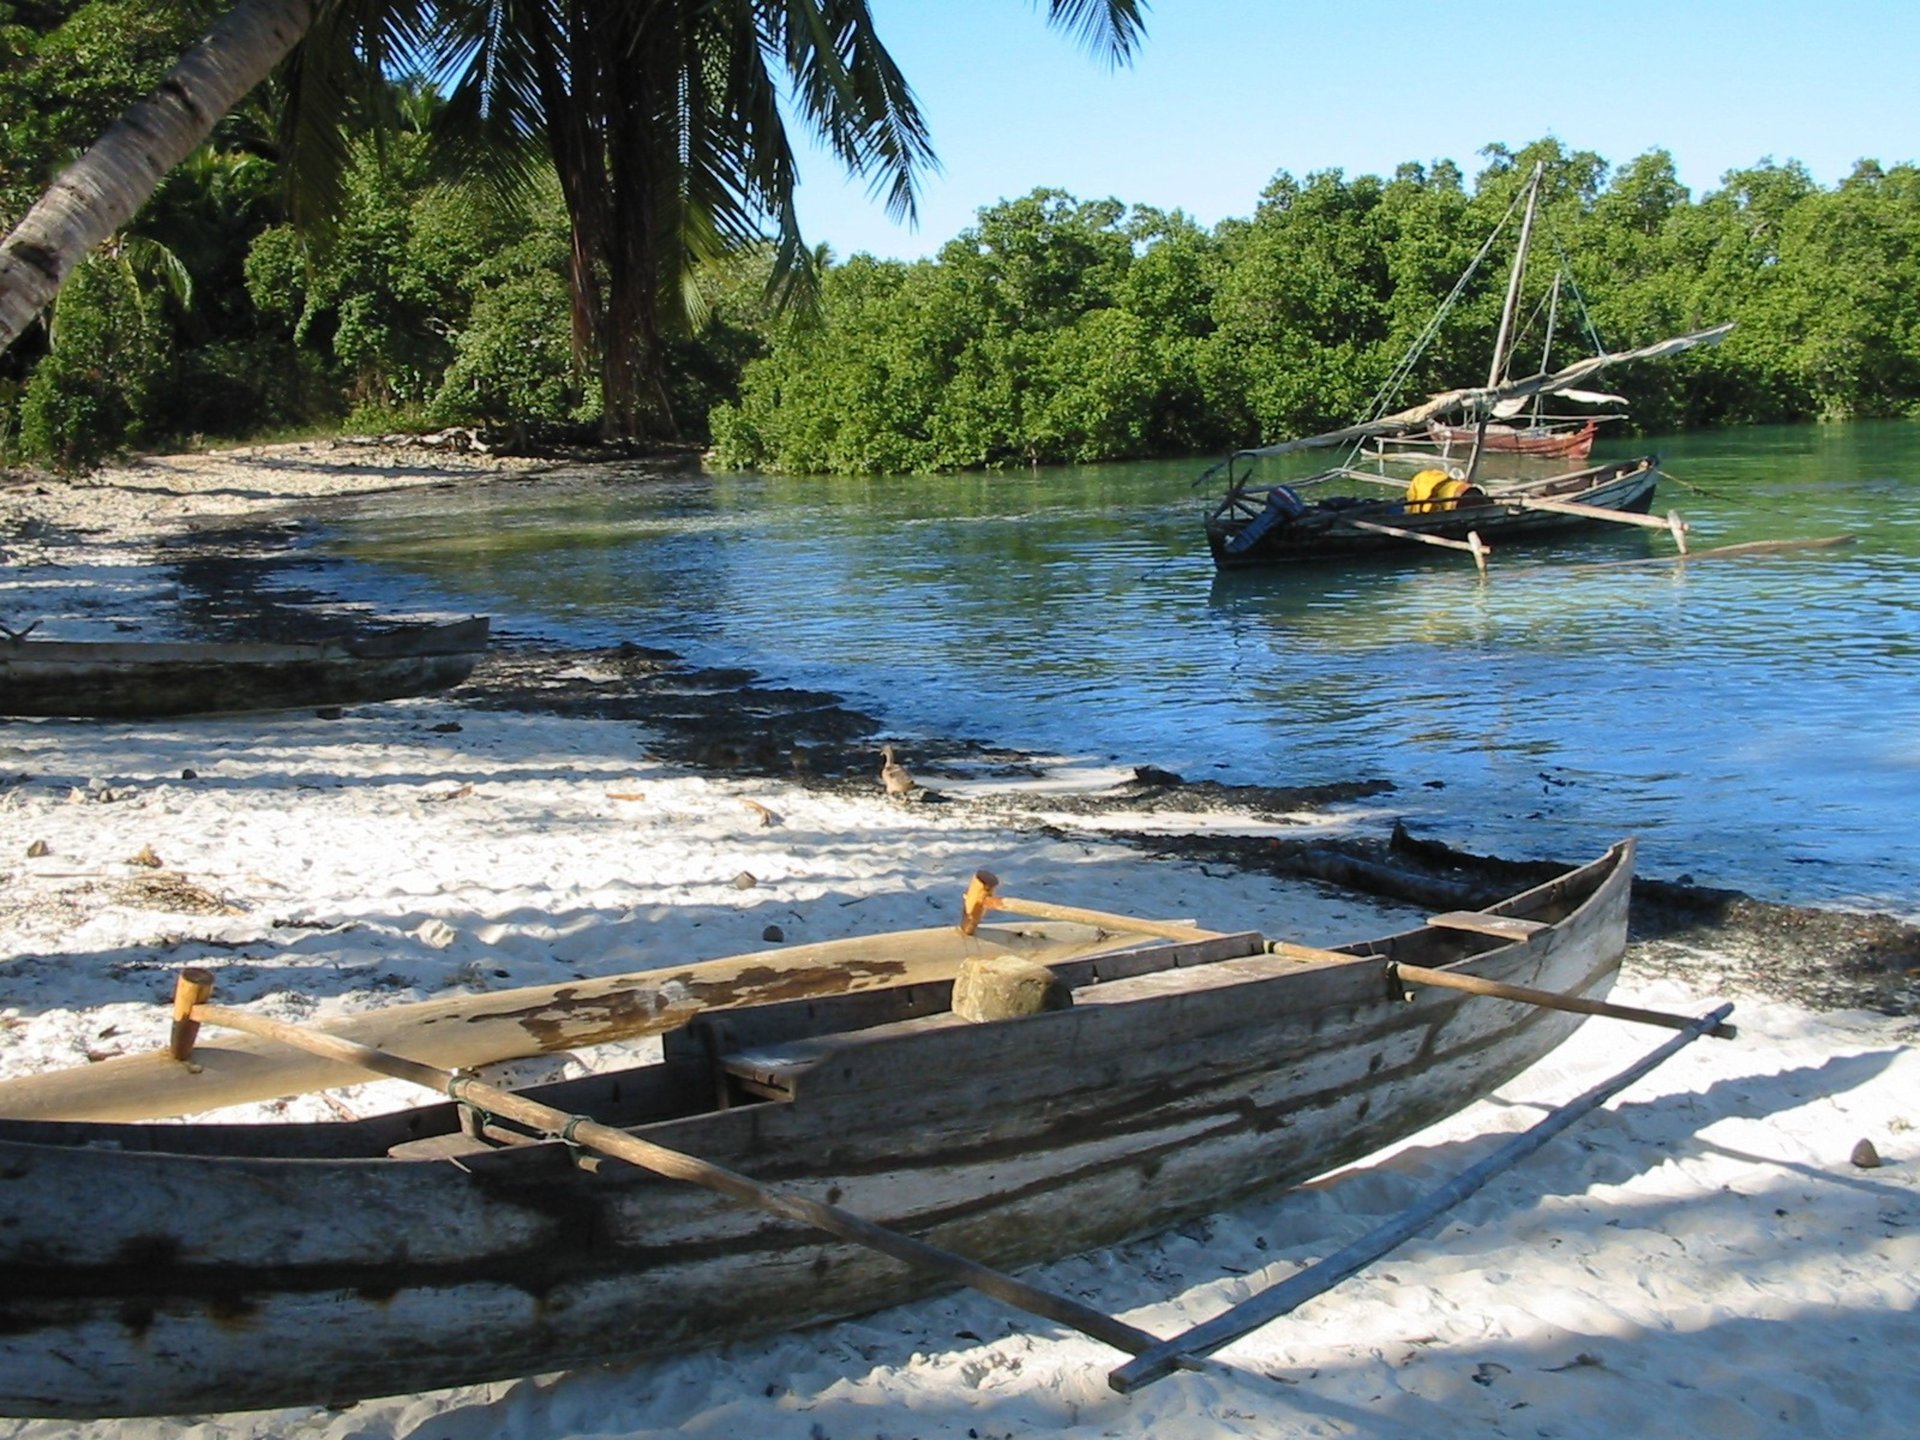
[1236,323,1734,460]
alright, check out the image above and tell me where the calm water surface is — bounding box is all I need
[323,422,1920,916]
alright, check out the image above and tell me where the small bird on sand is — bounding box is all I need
[880,744,917,797]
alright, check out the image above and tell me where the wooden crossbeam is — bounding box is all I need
[1425,911,1547,940]
[960,870,1219,943]
[1508,495,1690,552]
[1393,963,1739,1039]
[1342,518,1490,572]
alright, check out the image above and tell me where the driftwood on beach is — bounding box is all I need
[0,617,491,718]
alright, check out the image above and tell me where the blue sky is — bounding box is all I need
[792,0,1920,262]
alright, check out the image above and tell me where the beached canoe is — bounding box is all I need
[0,616,489,717]
[0,841,1633,1419]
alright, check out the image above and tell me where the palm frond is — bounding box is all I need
[120,237,195,311]
[278,0,441,237]
[774,0,937,226]
[421,0,562,207]
[1039,0,1148,67]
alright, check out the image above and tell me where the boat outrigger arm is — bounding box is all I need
[1228,322,1734,464]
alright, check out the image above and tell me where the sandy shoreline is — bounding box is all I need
[2,444,1916,1438]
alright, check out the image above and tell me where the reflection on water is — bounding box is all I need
[323,423,1920,915]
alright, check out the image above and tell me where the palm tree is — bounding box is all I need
[0,0,1147,442]
[0,0,327,358]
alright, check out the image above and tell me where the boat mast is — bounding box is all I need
[1487,162,1544,390]
[1469,161,1544,483]
[1531,268,1562,427]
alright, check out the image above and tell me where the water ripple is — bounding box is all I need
[323,424,1920,913]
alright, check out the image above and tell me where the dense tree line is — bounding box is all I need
[712,142,1920,473]
[5,7,1920,471]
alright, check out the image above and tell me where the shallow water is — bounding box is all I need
[318,422,1920,915]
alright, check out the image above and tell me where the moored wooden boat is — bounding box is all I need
[0,616,490,718]
[1427,415,1598,457]
[1197,162,1729,572]
[1208,454,1666,569]
[0,842,1634,1419]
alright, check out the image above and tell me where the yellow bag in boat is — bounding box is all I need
[1405,468,1475,512]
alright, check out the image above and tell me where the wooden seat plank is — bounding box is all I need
[1426,911,1547,940]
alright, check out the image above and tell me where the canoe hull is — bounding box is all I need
[0,617,489,718]
[1208,457,1658,569]
[0,843,1633,1418]
[1427,417,1598,458]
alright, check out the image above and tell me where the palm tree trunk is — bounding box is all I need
[0,0,319,358]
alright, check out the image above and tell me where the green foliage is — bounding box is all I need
[718,136,1920,475]
[16,3,1920,479]
[17,247,170,466]
[433,261,584,428]
[712,190,1231,472]
[0,2,218,223]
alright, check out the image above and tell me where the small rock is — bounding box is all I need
[180,768,198,781]
[431,722,462,734]
[1850,1138,1883,1169]
[952,955,1073,1021]
[315,706,345,721]
[762,924,786,943]
[733,871,758,890]
[25,839,49,858]
[417,918,458,949]
[1130,765,1184,787]
[128,844,162,868]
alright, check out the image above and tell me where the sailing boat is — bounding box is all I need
[1202,164,1732,572]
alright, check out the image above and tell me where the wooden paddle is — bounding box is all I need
[959,870,1220,942]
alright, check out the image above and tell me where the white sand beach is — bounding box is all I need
[1,447,1914,1439]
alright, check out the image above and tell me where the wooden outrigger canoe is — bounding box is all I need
[1207,454,1676,571]
[1,842,1644,1419]
[1199,162,1730,574]
[0,616,489,718]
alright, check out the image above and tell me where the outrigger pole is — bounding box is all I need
[165,968,1181,1370]
[1108,1001,1737,1392]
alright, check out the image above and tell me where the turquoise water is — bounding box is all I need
[322,422,1920,915]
